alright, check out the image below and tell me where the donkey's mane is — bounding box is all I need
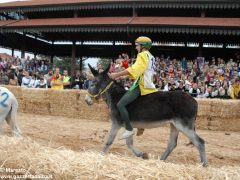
[111,80,127,94]
[104,80,127,104]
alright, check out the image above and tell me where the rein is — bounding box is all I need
[87,81,114,99]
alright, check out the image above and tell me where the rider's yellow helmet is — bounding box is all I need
[135,36,152,50]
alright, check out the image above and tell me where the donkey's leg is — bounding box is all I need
[0,117,5,135]
[126,136,146,158]
[160,123,179,160]
[101,121,121,154]
[174,121,208,166]
[6,111,21,137]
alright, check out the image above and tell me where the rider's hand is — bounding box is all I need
[108,72,118,80]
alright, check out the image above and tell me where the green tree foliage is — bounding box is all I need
[97,58,111,69]
[37,55,86,74]
[53,57,72,71]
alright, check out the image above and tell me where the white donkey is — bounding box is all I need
[0,86,21,136]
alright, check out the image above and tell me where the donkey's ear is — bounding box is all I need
[103,63,111,74]
[88,64,98,76]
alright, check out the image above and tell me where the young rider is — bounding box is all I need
[108,36,157,139]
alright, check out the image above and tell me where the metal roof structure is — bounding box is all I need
[0,0,239,12]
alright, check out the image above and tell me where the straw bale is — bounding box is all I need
[17,99,26,112]
[196,99,212,117]
[210,99,240,118]
[195,117,209,130]
[24,100,50,114]
[47,89,78,102]
[0,136,239,180]
[207,117,240,131]
[21,88,48,100]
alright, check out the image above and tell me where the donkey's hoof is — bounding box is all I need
[202,162,208,167]
[100,151,105,156]
[142,153,149,160]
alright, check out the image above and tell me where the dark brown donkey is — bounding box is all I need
[85,64,207,166]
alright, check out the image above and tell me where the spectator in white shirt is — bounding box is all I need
[28,74,39,88]
[189,83,200,97]
[21,71,31,88]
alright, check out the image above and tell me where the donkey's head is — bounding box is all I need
[85,64,111,105]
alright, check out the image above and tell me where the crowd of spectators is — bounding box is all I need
[109,53,240,99]
[0,53,240,99]
[0,55,89,90]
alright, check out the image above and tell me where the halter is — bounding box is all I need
[87,81,114,99]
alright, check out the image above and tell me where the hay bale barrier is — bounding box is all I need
[0,137,239,180]
[4,86,240,131]
[3,86,110,121]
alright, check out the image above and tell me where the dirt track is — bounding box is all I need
[3,113,240,168]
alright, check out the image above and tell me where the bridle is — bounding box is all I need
[87,81,114,99]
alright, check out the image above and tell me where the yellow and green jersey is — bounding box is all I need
[127,51,157,96]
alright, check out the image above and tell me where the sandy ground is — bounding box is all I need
[3,112,240,168]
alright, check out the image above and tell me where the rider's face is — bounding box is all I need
[135,43,141,53]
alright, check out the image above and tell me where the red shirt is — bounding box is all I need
[122,59,129,69]
[51,74,62,81]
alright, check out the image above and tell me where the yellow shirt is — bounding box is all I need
[127,51,157,96]
[63,76,71,83]
[218,75,225,81]
[230,84,240,99]
[51,74,64,90]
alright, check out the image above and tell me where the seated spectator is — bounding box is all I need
[44,69,53,88]
[51,67,63,90]
[213,80,229,99]
[40,60,48,74]
[217,69,225,81]
[189,83,200,97]
[155,79,165,91]
[38,74,47,88]
[72,70,85,89]
[16,58,23,70]
[17,69,24,86]
[197,86,207,98]
[8,72,18,86]
[185,75,193,87]
[21,71,31,88]
[83,74,93,90]
[181,57,187,71]
[163,77,176,91]
[206,68,215,82]
[208,77,216,87]
[167,64,175,78]
[121,53,129,69]
[0,58,5,71]
[28,74,39,88]
[176,67,182,78]
[175,80,185,92]
[0,70,9,85]
[229,78,240,99]
[204,86,217,98]
[63,69,71,89]
[169,77,177,91]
